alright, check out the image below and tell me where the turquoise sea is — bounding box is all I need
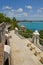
[18,22,43,31]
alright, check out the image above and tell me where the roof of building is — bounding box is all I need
[20,25,25,28]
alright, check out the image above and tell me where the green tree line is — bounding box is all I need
[0,13,18,29]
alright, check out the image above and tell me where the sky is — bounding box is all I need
[0,0,43,20]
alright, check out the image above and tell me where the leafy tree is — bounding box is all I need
[11,17,18,29]
[5,17,12,24]
[0,13,5,23]
[13,17,16,21]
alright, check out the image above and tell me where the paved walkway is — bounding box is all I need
[9,30,43,65]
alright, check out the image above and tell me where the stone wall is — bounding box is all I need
[0,22,6,65]
[0,43,4,65]
[0,22,6,43]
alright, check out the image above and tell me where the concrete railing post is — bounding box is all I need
[32,30,40,45]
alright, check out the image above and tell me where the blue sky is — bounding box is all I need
[0,0,43,20]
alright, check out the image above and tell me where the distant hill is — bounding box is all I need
[18,20,43,22]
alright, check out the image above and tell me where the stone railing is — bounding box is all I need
[0,43,4,65]
[0,22,6,43]
[18,30,43,51]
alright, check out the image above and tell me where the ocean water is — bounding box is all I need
[18,22,43,31]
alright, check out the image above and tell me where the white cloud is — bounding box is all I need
[17,8,23,12]
[37,7,43,13]
[25,5,32,9]
[2,6,12,10]
[15,12,28,18]
[11,8,23,13]
[11,9,15,12]
[11,9,16,12]
[2,6,27,18]
[3,9,27,18]
[37,9,42,13]
[6,11,15,18]
[2,6,23,13]
[40,8,43,10]
[22,12,28,16]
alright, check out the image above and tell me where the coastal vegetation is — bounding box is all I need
[39,30,43,45]
[0,13,18,30]
[18,29,33,38]
[39,30,43,39]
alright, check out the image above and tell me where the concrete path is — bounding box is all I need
[9,30,43,65]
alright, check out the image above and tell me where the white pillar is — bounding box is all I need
[36,35,39,44]
[5,33,9,45]
[32,30,40,45]
[4,45,10,62]
[15,27,18,34]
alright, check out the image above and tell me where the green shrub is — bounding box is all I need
[18,29,33,38]
[39,30,43,39]
[39,39,43,46]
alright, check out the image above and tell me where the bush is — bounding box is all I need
[25,29,33,33]
[39,30,43,46]
[18,29,33,38]
[39,39,43,46]
[39,30,43,39]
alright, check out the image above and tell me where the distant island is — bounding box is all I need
[18,20,32,22]
[18,20,43,22]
